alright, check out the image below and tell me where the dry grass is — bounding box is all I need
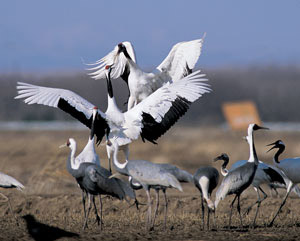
[1,126,300,240]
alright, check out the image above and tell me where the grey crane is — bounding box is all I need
[214,152,286,227]
[60,108,135,230]
[110,140,183,231]
[267,140,300,226]
[128,163,193,230]
[214,123,268,229]
[193,166,219,230]
[0,171,24,224]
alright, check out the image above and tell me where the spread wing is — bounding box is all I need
[157,35,205,81]
[15,82,109,143]
[124,70,211,143]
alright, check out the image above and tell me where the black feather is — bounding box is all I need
[57,98,109,144]
[140,96,190,143]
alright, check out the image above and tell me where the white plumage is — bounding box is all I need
[16,67,210,171]
[88,36,206,110]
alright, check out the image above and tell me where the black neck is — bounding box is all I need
[274,145,285,163]
[90,113,96,140]
[222,158,229,169]
[106,71,114,98]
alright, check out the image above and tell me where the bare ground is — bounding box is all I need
[1,126,300,240]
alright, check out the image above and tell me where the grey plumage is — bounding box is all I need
[0,171,24,224]
[214,123,268,228]
[111,142,182,231]
[129,163,192,229]
[194,166,219,229]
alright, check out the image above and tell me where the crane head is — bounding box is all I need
[266,140,285,152]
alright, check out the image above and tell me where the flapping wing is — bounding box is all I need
[15,82,108,143]
[157,35,205,82]
[124,70,211,143]
[87,41,136,83]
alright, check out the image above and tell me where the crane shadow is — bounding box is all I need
[22,214,79,241]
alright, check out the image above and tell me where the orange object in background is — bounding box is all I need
[222,101,261,131]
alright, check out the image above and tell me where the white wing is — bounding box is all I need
[87,41,136,81]
[157,35,205,82]
[15,82,108,143]
[124,70,210,143]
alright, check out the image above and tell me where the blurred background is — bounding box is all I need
[1,0,300,128]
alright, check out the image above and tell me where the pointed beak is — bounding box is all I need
[213,156,221,162]
[59,143,67,149]
[266,145,277,153]
[255,125,269,130]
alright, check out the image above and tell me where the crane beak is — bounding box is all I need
[213,156,221,162]
[253,124,269,131]
[266,141,278,153]
[59,143,67,149]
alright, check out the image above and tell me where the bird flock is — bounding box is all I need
[1,36,300,234]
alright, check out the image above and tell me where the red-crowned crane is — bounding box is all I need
[87,35,206,110]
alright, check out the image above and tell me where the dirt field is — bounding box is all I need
[1,126,300,240]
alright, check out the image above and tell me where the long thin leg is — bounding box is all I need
[269,183,294,227]
[162,189,168,230]
[83,194,92,230]
[0,192,18,225]
[199,191,205,229]
[92,195,100,226]
[99,195,103,230]
[151,189,159,229]
[245,186,267,215]
[228,195,238,228]
[252,187,267,227]
[207,207,210,230]
[237,195,243,228]
[81,190,87,219]
[145,188,152,231]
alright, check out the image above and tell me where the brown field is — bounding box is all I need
[1,126,300,240]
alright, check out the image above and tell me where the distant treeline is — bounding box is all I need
[1,65,300,124]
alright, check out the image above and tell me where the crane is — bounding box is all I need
[193,166,219,229]
[214,123,268,228]
[214,152,286,227]
[87,35,206,110]
[16,65,210,172]
[128,164,193,230]
[0,171,24,224]
[109,140,182,231]
[266,140,300,226]
[59,108,135,230]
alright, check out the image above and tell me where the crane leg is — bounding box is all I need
[269,183,294,227]
[99,195,103,230]
[207,206,210,230]
[199,191,205,230]
[151,189,160,230]
[0,192,18,225]
[162,189,168,230]
[83,194,92,230]
[145,188,152,231]
[228,195,237,228]
[81,191,87,219]
[245,187,267,215]
[92,195,100,226]
[252,187,267,227]
[237,195,243,228]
